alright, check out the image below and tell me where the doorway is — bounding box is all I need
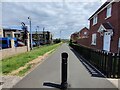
[103,32,111,52]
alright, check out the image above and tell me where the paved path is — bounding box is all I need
[13,43,117,89]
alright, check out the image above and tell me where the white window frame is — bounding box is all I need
[84,32,87,35]
[118,38,120,48]
[106,4,112,19]
[91,33,97,45]
[93,15,98,25]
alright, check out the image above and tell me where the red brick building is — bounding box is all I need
[77,27,89,47]
[89,0,120,53]
[78,27,89,39]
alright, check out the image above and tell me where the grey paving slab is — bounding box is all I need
[13,43,117,89]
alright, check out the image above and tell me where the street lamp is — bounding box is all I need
[37,26,40,46]
[43,27,45,44]
[28,16,33,50]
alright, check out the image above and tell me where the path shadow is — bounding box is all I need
[43,82,71,89]
[69,46,105,78]
[43,82,61,89]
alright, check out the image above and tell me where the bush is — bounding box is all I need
[53,39,61,43]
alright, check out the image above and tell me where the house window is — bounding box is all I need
[84,32,87,35]
[93,15,98,25]
[91,33,96,45]
[106,4,112,18]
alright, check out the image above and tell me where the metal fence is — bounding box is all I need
[69,43,120,78]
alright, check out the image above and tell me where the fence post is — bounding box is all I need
[118,54,120,78]
[107,53,113,78]
[113,53,117,78]
[101,51,104,73]
[99,51,102,71]
[97,51,100,69]
[104,52,107,75]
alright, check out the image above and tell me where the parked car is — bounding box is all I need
[32,41,37,47]
[18,41,25,46]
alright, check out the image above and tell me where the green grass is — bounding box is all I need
[18,64,32,76]
[0,43,61,75]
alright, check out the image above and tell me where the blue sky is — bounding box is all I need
[1,0,107,39]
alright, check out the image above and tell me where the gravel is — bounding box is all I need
[0,75,22,89]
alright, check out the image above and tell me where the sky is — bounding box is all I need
[1,0,107,39]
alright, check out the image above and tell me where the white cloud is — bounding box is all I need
[1,0,104,2]
[0,3,2,27]
[2,1,102,39]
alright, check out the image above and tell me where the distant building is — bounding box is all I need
[3,28,24,39]
[77,27,89,47]
[2,28,27,47]
[32,31,53,45]
[78,27,89,39]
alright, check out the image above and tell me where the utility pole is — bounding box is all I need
[43,27,45,44]
[35,28,38,46]
[28,16,33,50]
[37,26,40,46]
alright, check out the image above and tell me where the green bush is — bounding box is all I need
[53,39,61,44]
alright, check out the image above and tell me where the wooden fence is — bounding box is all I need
[69,43,120,78]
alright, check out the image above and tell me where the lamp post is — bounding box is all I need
[28,16,33,50]
[43,27,45,44]
[37,26,40,46]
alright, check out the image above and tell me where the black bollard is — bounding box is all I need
[61,52,68,89]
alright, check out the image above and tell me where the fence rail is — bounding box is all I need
[69,43,120,78]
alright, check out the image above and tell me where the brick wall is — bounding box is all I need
[0,46,28,60]
[77,38,90,47]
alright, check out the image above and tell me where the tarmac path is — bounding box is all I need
[13,43,118,89]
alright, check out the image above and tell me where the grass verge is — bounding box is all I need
[17,64,32,76]
[0,43,62,75]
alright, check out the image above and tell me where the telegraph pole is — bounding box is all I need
[28,16,33,50]
[37,26,40,46]
[43,27,45,44]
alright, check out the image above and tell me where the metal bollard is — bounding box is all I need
[61,52,68,89]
